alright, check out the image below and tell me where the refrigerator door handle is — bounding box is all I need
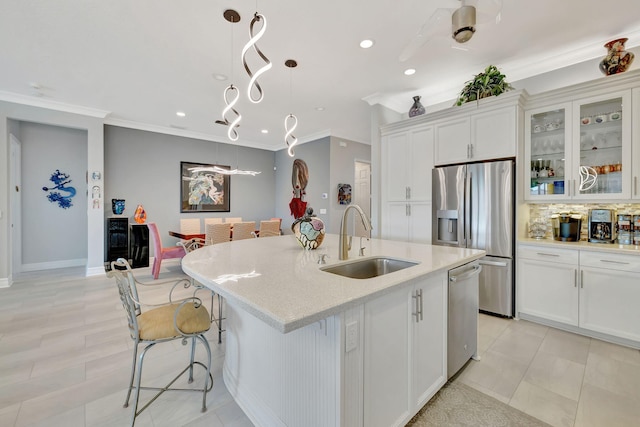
[466,173,472,243]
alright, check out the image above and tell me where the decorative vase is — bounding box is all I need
[111,199,125,215]
[599,38,634,76]
[134,204,147,224]
[291,208,325,250]
[408,96,426,117]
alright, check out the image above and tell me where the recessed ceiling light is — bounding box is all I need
[213,73,228,81]
[359,39,374,49]
[176,111,186,117]
[261,129,269,134]
[404,68,416,76]
[315,106,325,111]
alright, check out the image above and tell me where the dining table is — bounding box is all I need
[168,228,262,240]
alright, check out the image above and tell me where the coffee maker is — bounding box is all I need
[588,209,617,243]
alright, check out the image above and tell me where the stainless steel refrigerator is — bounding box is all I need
[432,159,514,317]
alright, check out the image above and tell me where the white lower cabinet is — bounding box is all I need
[363,273,446,427]
[517,246,579,325]
[518,244,640,347]
[579,251,640,342]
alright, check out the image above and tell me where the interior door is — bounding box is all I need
[10,134,22,275]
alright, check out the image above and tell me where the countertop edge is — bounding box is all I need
[183,239,485,334]
[518,238,640,255]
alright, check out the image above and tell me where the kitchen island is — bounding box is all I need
[182,234,484,427]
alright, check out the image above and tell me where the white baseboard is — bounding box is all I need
[21,258,86,272]
[86,266,106,276]
[0,277,10,288]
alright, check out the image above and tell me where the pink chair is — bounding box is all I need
[147,222,186,279]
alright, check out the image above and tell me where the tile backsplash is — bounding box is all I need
[528,203,640,241]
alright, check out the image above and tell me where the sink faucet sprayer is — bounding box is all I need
[339,205,372,260]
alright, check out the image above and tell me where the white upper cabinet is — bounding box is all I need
[434,104,519,166]
[434,117,470,165]
[384,125,434,202]
[632,87,640,199]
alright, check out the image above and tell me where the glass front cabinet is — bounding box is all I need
[525,90,632,201]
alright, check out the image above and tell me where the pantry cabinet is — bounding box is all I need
[381,124,433,243]
[632,87,640,199]
[525,90,633,201]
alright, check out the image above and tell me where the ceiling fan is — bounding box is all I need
[399,0,503,62]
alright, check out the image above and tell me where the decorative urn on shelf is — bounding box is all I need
[408,95,426,118]
[599,38,634,76]
[133,204,147,224]
[292,208,325,250]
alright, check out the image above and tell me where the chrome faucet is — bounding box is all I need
[339,205,372,260]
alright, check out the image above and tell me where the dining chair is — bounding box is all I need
[147,222,186,279]
[257,220,281,237]
[180,218,201,235]
[204,217,223,227]
[205,222,231,245]
[224,217,242,225]
[107,258,213,427]
[232,221,256,240]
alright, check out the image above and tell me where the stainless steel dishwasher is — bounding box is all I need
[448,260,482,379]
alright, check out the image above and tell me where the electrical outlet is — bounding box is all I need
[345,321,358,352]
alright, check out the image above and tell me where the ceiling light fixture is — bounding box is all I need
[404,68,416,76]
[452,4,476,43]
[221,9,242,141]
[359,39,374,49]
[176,111,186,117]
[284,59,299,158]
[261,129,269,134]
[213,73,228,81]
[188,165,261,176]
[241,12,272,103]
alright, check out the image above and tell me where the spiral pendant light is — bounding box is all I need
[220,9,242,142]
[241,12,272,103]
[223,84,241,141]
[284,59,299,157]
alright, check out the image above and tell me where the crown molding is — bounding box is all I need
[0,91,110,118]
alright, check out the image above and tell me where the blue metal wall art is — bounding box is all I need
[42,169,76,209]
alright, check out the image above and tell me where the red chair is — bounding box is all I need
[147,222,186,279]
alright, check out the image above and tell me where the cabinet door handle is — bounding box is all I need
[407,186,411,200]
[536,252,560,257]
[573,179,576,196]
[405,186,409,200]
[600,259,630,265]
[574,269,577,287]
[418,289,423,321]
[469,144,474,158]
[466,144,470,159]
[580,270,584,288]
[412,291,420,323]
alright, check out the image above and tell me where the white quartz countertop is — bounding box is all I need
[519,238,640,255]
[182,234,485,333]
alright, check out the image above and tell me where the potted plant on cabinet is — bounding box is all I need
[455,65,513,106]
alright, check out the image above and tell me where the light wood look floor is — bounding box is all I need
[1,262,639,426]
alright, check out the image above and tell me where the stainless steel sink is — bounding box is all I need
[320,256,419,279]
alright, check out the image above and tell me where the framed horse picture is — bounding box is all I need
[180,162,231,212]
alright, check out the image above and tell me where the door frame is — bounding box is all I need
[9,133,22,277]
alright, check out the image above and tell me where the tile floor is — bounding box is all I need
[1,262,639,426]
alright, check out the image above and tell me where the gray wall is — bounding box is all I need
[274,137,331,234]
[20,122,88,266]
[274,136,372,236]
[329,137,372,235]
[104,126,276,251]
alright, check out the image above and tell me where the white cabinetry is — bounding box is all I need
[579,251,640,342]
[517,245,579,325]
[363,273,447,427]
[525,90,633,201]
[381,125,433,243]
[517,243,640,348]
[632,87,640,199]
[434,105,518,166]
